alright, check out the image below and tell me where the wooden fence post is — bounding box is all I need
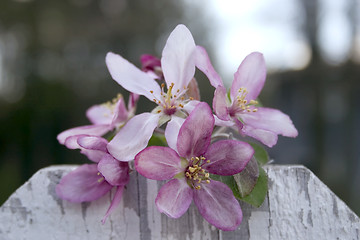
[0,165,359,239]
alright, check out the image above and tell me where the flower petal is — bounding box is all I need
[135,146,183,180]
[98,154,129,186]
[241,125,278,147]
[230,52,266,102]
[204,140,254,175]
[140,54,161,73]
[56,164,112,202]
[214,115,235,127]
[106,52,161,100]
[128,93,139,113]
[86,104,113,125]
[177,102,214,158]
[193,180,242,231]
[213,86,230,121]
[57,125,110,145]
[77,135,108,152]
[101,186,125,224]
[165,116,185,153]
[239,107,298,138]
[107,112,160,161]
[161,24,196,93]
[64,135,106,162]
[155,179,193,218]
[182,99,200,114]
[110,96,130,128]
[194,46,223,88]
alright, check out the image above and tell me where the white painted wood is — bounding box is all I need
[0,165,359,240]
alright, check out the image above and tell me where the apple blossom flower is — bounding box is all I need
[57,93,138,145]
[106,24,201,161]
[195,48,298,147]
[134,102,254,231]
[56,135,130,223]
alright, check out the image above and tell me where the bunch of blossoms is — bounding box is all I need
[56,24,297,231]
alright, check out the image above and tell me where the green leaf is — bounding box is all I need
[239,166,268,207]
[249,142,269,166]
[233,157,259,197]
[147,133,167,147]
[210,174,242,199]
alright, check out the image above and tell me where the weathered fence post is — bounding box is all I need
[0,165,359,239]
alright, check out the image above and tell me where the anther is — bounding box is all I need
[189,167,196,173]
[150,90,154,93]
[195,186,201,190]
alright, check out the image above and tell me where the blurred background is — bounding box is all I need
[1,0,360,215]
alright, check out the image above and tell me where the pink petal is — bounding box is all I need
[204,140,254,175]
[155,179,193,218]
[98,154,129,186]
[85,98,128,126]
[110,97,130,127]
[185,78,201,101]
[194,46,224,88]
[214,115,235,127]
[101,186,125,224]
[213,86,230,121]
[182,99,200,114]
[55,164,112,203]
[230,52,266,102]
[161,24,196,93]
[177,102,214,159]
[241,125,278,147]
[77,135,108,152]
[140,54,161,72]
[64,135,106,162]
[106,52,161,100]
[239,107,298,138]
[128,93,139,113]
[193,180,242,231]
[164,115,185,153]
[135,146,183,180]
[107,113,160,161]
[57,125,110,145]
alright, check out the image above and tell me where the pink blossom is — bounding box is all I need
[195,49,298,147]
[57,93,138,145]
[134,102,254,231]
[56,135,129,223]
[106,24,200,161]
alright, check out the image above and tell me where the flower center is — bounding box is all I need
[185,156,211,190]
[102,93,123,117]
[229,87,258,117]
[150,83,191,116]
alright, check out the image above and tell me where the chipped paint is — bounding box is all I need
[0,165,359,240]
